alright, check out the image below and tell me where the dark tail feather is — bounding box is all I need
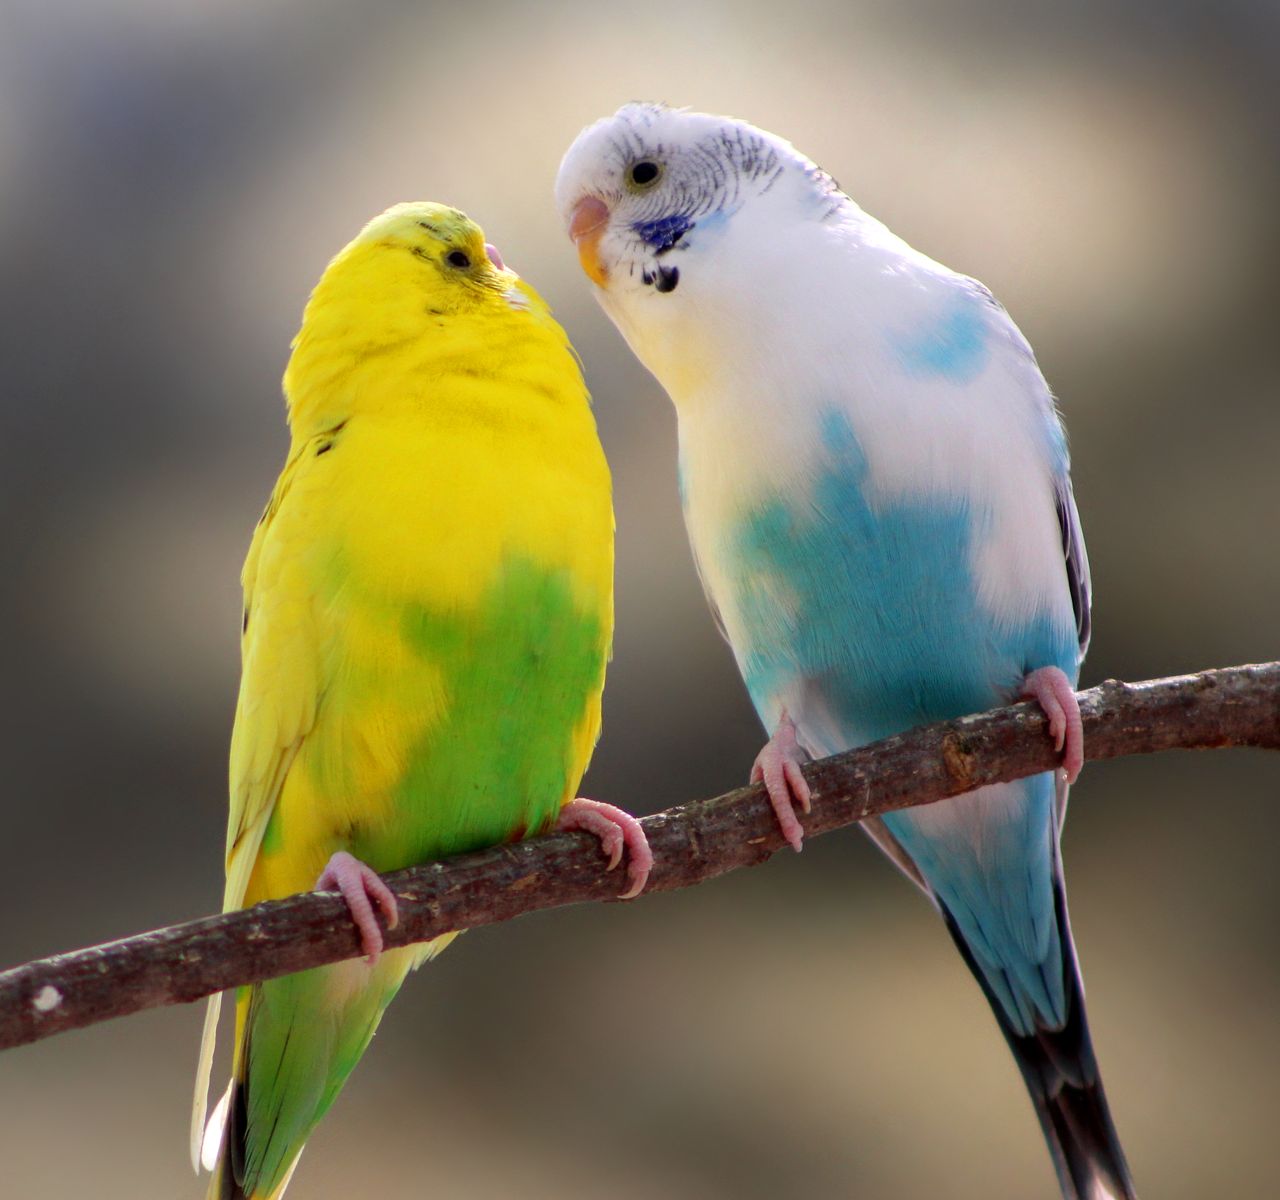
[208,1080,250,1200]
[942,873,1137,1200]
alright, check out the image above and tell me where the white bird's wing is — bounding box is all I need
[1056,475,1092,659]
[964,275,1092,662]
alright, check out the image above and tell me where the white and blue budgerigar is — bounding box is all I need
[557,104,1134,1200]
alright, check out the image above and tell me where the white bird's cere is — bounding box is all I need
[32,985,63,1013]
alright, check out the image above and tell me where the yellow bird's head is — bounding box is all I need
[290,201,531,360]
[285,202,564,432]
[322,201,513,315]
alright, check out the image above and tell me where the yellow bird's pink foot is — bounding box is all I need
[750,710,812,852]
[1021,666,1085,784]
[315,850,400,964]
[556,798,653,899]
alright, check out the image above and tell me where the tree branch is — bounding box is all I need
[2,662,1277,1053]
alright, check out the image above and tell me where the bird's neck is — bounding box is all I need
[613,193,907,418]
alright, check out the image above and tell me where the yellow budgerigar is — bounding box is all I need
[192,202,652,1200]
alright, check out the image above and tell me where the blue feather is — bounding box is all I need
[728,410,1077,732]
[884,775,1065,1034]
[890,294,990,383]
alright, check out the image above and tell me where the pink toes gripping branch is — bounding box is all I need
[555,798,654,899]
[1021,666,1085,784]
[315,851,400,964]
[316,799,653,968]
[750,710,813,853]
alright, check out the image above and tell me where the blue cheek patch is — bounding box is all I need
[891,295,991,383]
[633,214,694,253]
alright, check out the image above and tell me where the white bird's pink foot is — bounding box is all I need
[1021,666,1084,784]
[750,710,812,852]
[556,798,653,899]
[315,850,400,964]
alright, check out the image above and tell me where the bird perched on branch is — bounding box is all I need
[557,105,1133,1199]
[191,201,651,1200]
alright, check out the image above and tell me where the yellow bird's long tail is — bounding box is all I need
[201,938,453,1200]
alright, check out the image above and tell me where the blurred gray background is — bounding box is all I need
[1,1,1278,1197]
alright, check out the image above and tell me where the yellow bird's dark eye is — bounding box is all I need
[628,160,662,189]
[446,249,471,268]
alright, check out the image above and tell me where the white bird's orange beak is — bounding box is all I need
[569,195,611,286]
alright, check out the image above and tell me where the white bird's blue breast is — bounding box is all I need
[722,409,1079,744]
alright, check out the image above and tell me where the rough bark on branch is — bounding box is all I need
[2,662,1277,1053]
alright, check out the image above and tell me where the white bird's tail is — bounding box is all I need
[942,868,1137,1199]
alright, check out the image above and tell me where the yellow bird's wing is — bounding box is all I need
[224,443,326,913]
[192,440,327,1167]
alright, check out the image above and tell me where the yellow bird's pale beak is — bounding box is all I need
[569,195,611,286]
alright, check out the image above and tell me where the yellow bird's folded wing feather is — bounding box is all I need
[191,442,326,1167]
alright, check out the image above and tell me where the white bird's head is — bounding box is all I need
[555,104,857,395]
[556,103,844,289]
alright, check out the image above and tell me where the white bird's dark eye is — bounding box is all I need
[628,160,662,189]
[446,250,471,268]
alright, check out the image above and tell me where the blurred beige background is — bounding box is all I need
[1,1,1278,1197]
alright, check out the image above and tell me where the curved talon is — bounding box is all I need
[556,798,653,899]
[751,711,812,852]
[316,850,399,965]
[1021,666,1085,784]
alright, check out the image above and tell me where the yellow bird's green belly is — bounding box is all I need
[245,408,611,905]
